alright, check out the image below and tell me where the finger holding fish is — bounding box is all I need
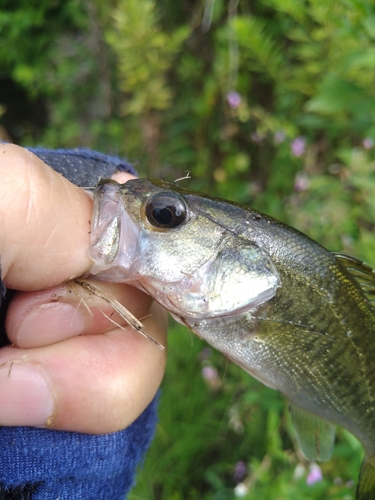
[0,145,168,434]
[0,301,167,433]
[0,144,93,290]
[5,281,153,348]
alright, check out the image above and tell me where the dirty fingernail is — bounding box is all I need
[17,303,87,348]
[0,363,55,427]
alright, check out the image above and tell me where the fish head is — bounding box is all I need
[88,178,280,320]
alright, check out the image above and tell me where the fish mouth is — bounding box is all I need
[88,180,140,281]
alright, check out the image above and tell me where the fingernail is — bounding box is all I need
[17,303,87,348]
[0,363,55,427]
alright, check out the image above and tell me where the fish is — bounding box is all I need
[87,177,375,499]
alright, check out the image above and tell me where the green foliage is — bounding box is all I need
[286,148,375,267]
[1,0,375,497]
[233,16,285,80]
[0,0,85,94]
[105,0,188,114]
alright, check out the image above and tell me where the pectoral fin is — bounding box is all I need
[357,458,375,500]
[289,403,336,461]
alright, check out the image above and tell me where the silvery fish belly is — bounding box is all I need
[88,178,375,500]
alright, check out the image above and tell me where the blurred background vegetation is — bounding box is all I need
[1,0,374,498]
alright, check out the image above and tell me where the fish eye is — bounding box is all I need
[145,192,187,229]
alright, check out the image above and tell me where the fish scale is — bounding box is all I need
[266,280,374,432]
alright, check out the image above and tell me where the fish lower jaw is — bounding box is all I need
[147,285,265,321]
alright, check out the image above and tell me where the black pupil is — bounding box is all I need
[146,193,187,229]
[152,207,174,225]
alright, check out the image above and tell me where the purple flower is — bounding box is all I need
[227,90,242,109]
[202,366,220,389]
[233,461,247,483]
[294,172,310,192]
[306,463,323,486]
[202,366,217,380]
[274,130,286,144]
[291,136,306,157]
[362,137,374,150]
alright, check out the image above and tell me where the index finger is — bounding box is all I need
[1,144,96,290]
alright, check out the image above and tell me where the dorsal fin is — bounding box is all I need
[334,252,375,308]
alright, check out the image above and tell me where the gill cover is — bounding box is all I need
[166,237,281,319]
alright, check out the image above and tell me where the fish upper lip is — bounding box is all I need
[88,182,140,279]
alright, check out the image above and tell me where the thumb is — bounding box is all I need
[0,144,93,290]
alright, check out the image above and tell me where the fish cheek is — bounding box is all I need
[135,227,208,283]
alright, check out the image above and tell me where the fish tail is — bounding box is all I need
[357,457,375,499]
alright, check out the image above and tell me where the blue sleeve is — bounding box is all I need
[0,148,157,500]
[0,397,158,500]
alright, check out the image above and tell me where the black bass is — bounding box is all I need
[88,178,375,499]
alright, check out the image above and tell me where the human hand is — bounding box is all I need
[0,144,167,434]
